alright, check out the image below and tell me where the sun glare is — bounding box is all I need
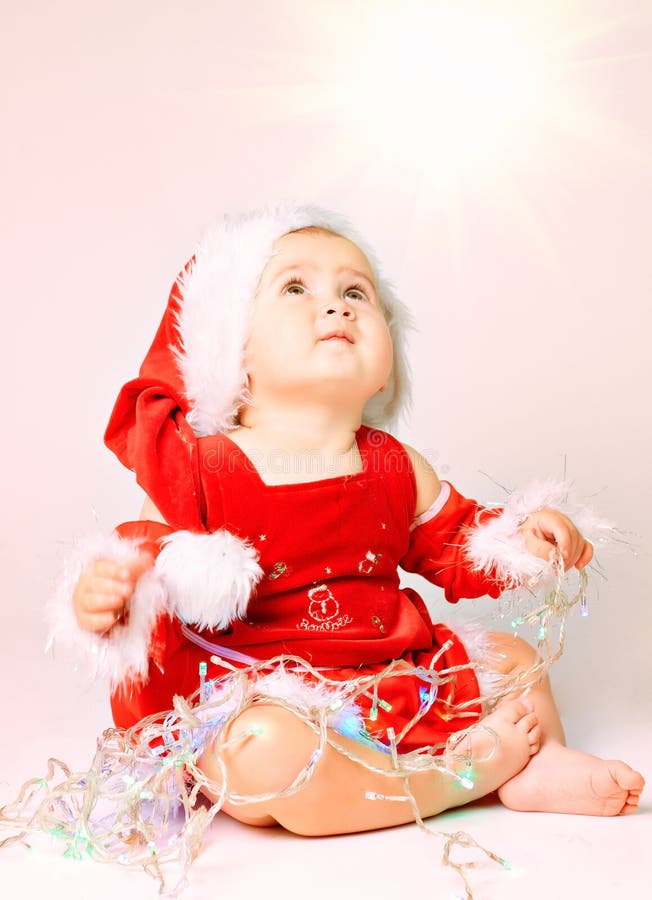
[212,1,648,262]
[345,6,552,174]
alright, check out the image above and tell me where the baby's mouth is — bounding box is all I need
[320,330,355,344]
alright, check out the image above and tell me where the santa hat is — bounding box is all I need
[107,203,411,458]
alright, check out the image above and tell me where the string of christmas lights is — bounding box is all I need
[0,545,603,899]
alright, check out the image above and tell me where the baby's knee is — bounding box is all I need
[487,631,541,672]
[512,634,540,664]
[202,703,320,800]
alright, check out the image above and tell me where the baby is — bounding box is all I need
[64,205,643,835]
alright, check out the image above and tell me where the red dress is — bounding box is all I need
[110,426,503,754]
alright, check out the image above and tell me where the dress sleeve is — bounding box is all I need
[398,481,505,603]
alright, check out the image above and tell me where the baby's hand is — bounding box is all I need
[519,509,593,572]
[73,553,155,634]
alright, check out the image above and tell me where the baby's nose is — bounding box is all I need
[323,297,354,318]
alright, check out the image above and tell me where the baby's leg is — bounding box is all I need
[483,632,645,815]
[198,699,538,836]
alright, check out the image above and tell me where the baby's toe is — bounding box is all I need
[501,698,534,725]
[515,711,539,735]
[592,761,645,815]
[527,722,541,755]
[613,762,645,793]
[622,793,641,814]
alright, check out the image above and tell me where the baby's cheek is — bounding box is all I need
[382,333,395,377]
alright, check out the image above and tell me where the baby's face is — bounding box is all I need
[243,228,393,415]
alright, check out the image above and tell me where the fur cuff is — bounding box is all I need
[48,528,264,687]
[46,533,170,689]
[464,478,614,590]
[155,530,264,630]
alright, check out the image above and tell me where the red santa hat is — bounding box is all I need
[105,202,414,524]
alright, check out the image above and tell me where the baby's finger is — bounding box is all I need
[575,540,594,570]
[78,609,123,634]
[525,511,570,565]
[523,532,556,562]
[548,522,573,565]
[83,590,127,614]
[91,559,132,581]
[87,574,133,598]
[571,534,585,567]
[124,552,156,580]
[542,518,585,571]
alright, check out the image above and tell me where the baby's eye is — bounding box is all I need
[282,278,308,295]
[344,285,369,302]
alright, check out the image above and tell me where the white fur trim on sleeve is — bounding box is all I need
[46,533,170,690]
[464,478,614,590]
[155,529,264,630]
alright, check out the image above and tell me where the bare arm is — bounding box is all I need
[400,442,442,517]
[140,495,169,525]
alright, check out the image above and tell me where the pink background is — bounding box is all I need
[1,2,650,897]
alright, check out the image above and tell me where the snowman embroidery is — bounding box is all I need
[308,584,339,622]
[297,584,353,632]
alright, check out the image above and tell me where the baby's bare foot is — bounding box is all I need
[498,742,645,815]
[445,699,541,793]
